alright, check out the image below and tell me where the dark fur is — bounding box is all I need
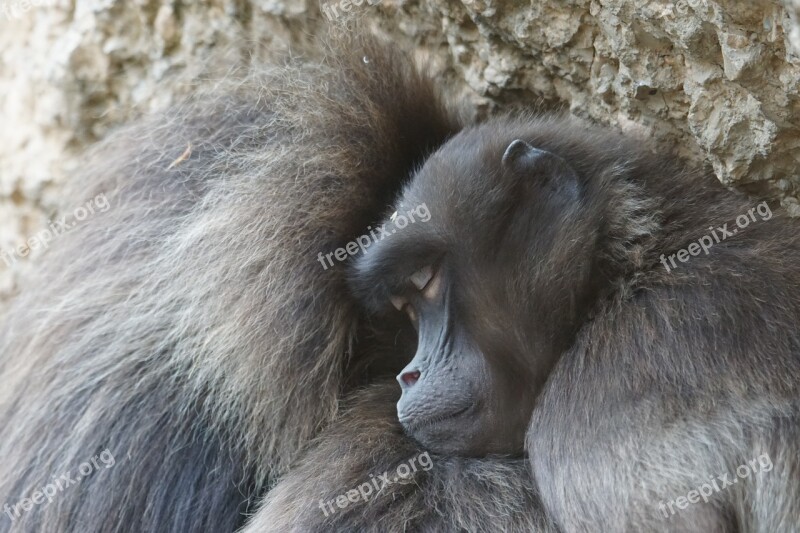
[350,112,800,531]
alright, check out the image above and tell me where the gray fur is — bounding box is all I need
[0,27,491,532]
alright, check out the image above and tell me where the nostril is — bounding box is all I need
[400,370,421,387]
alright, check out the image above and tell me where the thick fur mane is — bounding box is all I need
[0,30,458,532]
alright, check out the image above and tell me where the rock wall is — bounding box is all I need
[0,0,798,297]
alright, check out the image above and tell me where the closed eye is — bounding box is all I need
[388,264,439,317]
[410,265,434,291]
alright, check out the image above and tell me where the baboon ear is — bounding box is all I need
[501,139,580,199]
[502,139,544,170]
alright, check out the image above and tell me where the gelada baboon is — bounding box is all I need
[2,17,797,533]
[0,26,553,533]
[344,114,800,531]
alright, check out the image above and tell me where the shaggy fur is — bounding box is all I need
[0,28,478,532]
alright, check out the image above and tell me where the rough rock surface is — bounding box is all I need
[0,0,798,297]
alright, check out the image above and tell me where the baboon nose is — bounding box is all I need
[398,370,421,388]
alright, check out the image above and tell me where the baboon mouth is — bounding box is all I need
[399,403,474,432]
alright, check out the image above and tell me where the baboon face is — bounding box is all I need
[352,127,596,456]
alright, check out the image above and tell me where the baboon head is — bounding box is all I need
[352,120,607,456]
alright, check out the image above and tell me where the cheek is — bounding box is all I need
[453,354,493,404]
[479,361,524,411]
